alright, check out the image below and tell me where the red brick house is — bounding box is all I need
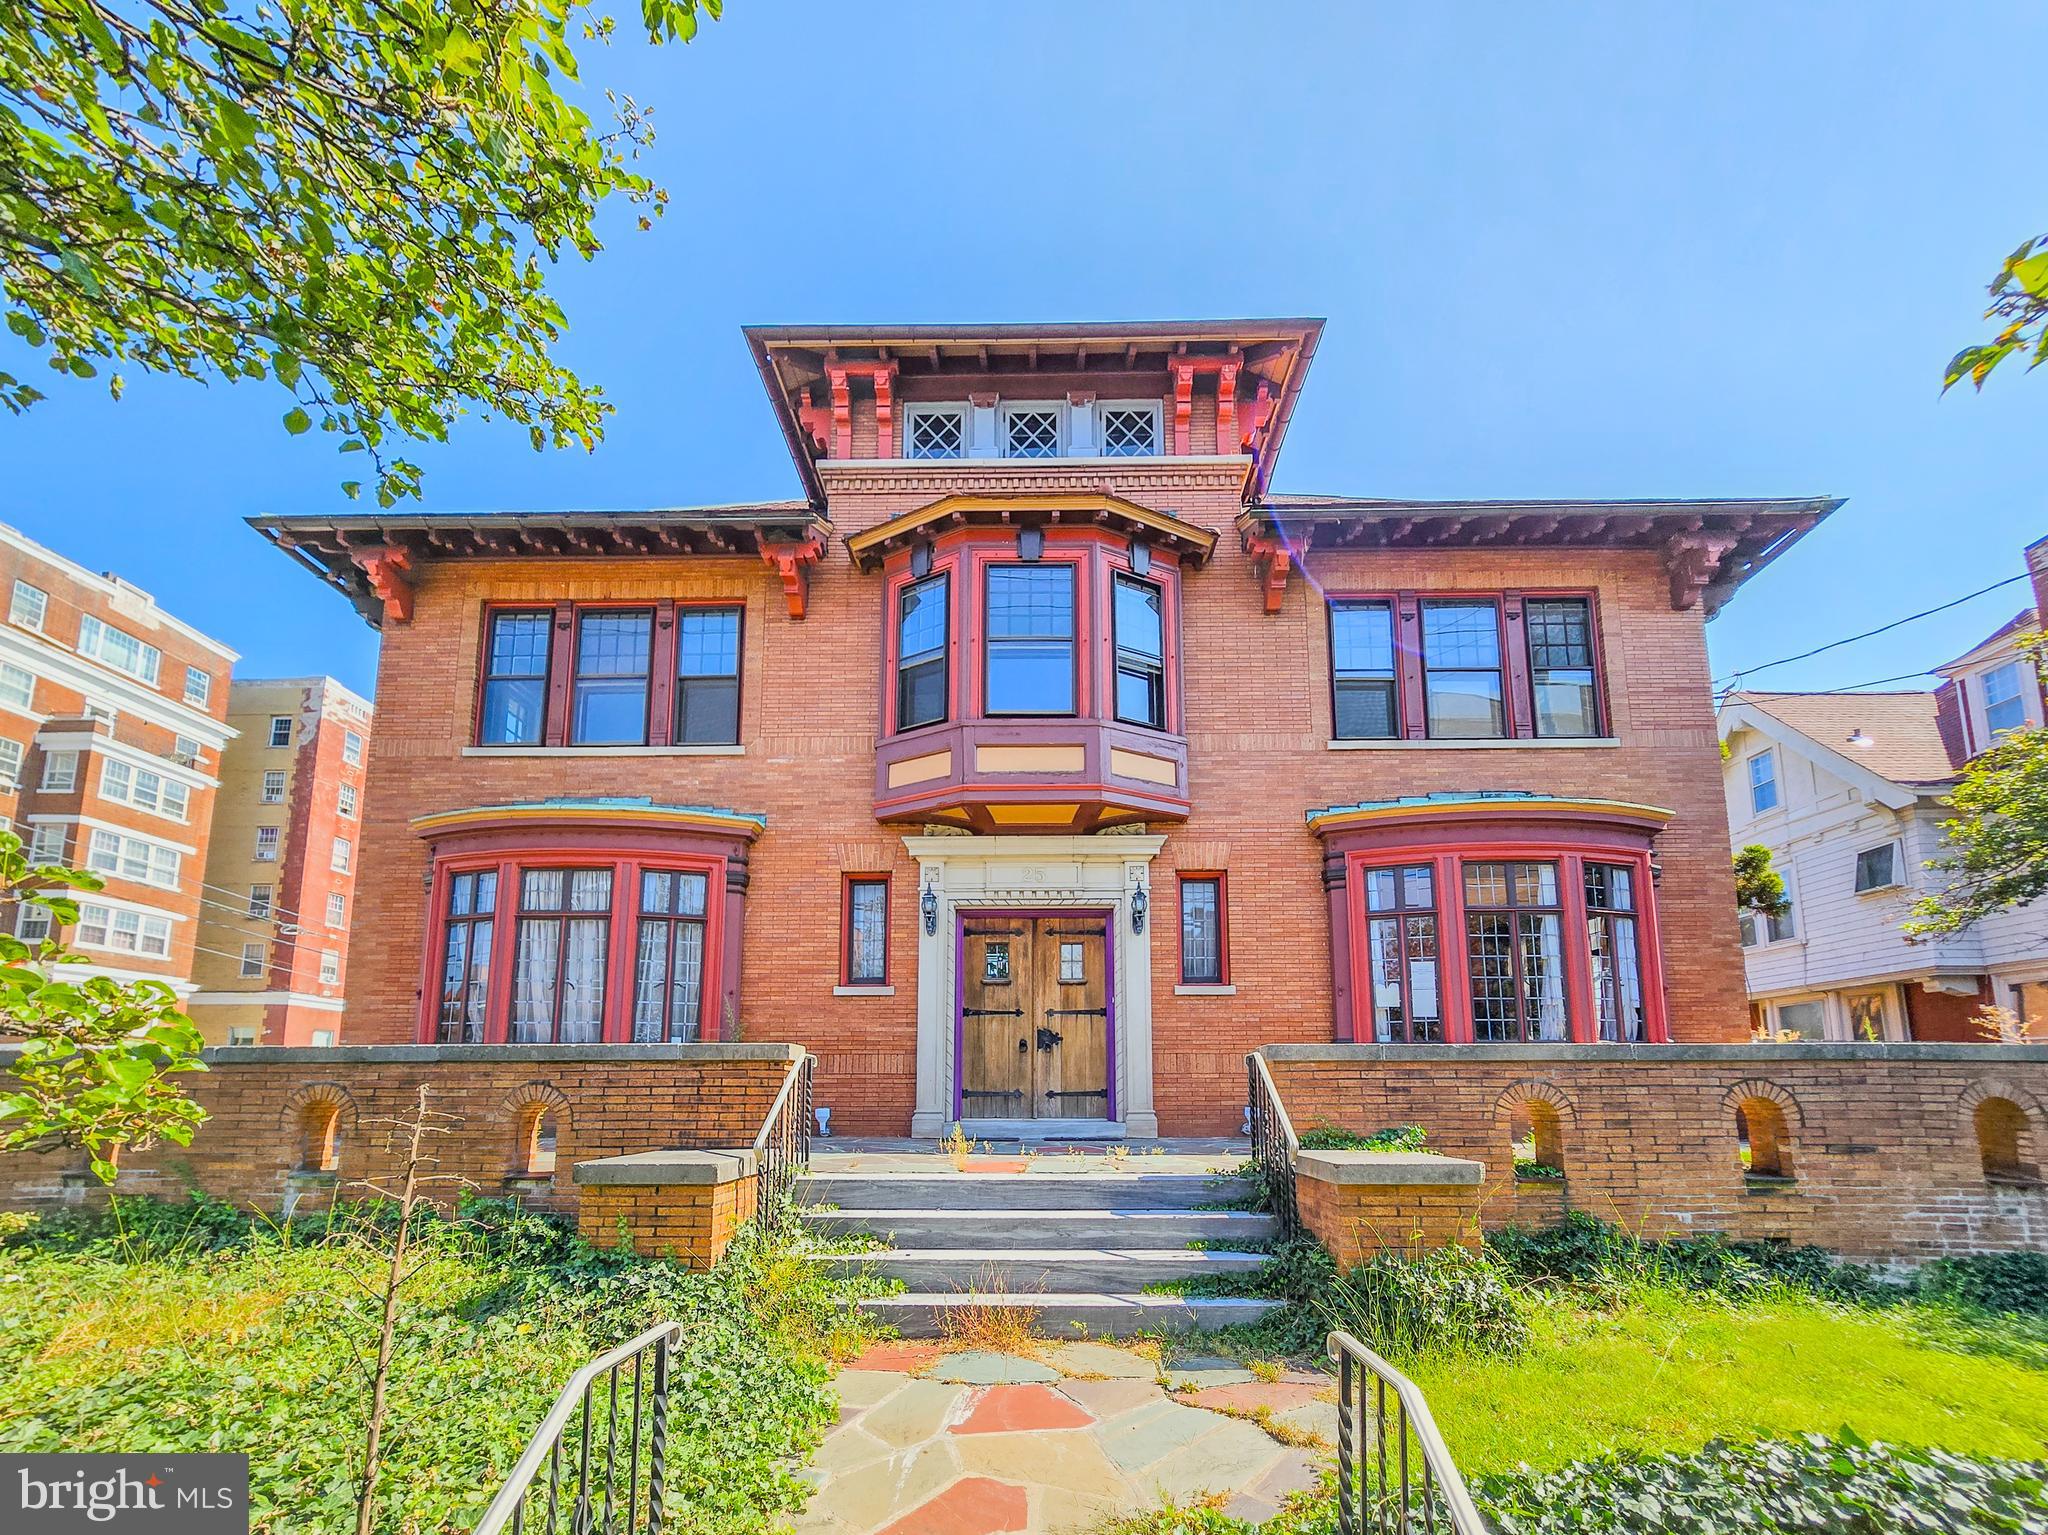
[254,319,1837,1137]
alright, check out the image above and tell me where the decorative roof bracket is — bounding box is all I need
[1245,530,1292,615]
[1664,533,1741,611]
[350,544,415,623]
[760,530,828,619]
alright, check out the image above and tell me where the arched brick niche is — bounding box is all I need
[1309,794,1671,1047]
[412,799,764,1046]
[1723,1078,1803,1181]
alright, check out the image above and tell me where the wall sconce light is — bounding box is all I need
[911,540,933,579]
[1128,539,1151,576]
[1018,525,1045,562]
[922,878,939,935]
[1130,884,1148,934]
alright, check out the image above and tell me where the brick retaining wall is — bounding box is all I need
[0,1044,801,1220]
[1262,1043,2048,1261]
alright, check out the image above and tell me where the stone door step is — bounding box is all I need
[862,1291,1282,1338]
[803,1206,1280,1249]
[818,1246,1269,1290]
[802,1172,1249,1212]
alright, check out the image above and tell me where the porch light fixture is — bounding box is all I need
[1130,884,1148,934]
[921,878,938,935]
[1018,525,1045,562]
[1128,539,1152,576]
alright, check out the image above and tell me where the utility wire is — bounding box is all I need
[1712,572,2031,690]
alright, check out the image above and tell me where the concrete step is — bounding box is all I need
[862,1291,1283,1339]
[800,1171,1250,1213]
[818,1246,1270,1292]
[803,1206,1278,1249]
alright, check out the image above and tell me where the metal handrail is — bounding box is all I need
[474,1321,681,1535]
[752,1050,814,1223]
[1246,1049,1301,1234]
[1328,1330,1487,1535]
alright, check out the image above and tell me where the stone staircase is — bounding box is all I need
[800,1157,1283,1336]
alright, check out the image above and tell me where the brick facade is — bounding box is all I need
[1262,1043,2048,1260]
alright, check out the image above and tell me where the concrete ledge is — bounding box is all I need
[1260,1042,2048,1065]
[573,1149,758,1187]
[175,1043,805,1066]
[1296,1151,1484,1186]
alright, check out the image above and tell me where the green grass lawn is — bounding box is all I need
[1405,1283,2048,1475]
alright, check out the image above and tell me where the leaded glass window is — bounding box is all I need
[1421,601,1505,739]
[1526,597,1600,738]
[1100,407,1158,456]
[1004,406,1061,458]
[632,870,708,1042]
[676,607,741,745]
[1584,863,1644,1043]
[480,611,552,746]
[1364,865,1442,1042]
[1464,861,1567,1042]
[846,878,888,986]
[1180,876,1223,985]
[571,611,651,745]
[907,408,965,459]
[512,869,611,1043]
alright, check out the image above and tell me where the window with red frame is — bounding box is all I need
[844,876,889,986]
[896,574,949,730]
[1584,862,1647,1041]
[984,565,1076,715]
[1179,874,1226,985]
[436,870,496,1044]
[1328,593,1605,742]
[510,869,612,1042]
[632,869,709,1041]
[1362,865,1443,1041]
[1464,860,1570,1042]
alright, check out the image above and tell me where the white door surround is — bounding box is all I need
[903,832,1164,1139]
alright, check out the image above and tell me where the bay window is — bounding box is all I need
[1321,797,1669,1045]
[896,574,949,730]
[570,611,652,745]
[511,869,611,1043]
[632,870,709,1041]
[985,566,1075,715]
[1113,575,1166,729]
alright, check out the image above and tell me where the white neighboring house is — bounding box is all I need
[1717,581,2047,1044]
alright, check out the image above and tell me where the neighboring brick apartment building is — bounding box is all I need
[188,678,373,1045]
[0,522,236,989]
[1719,532,2048,1042]
[253,318,1840,1137]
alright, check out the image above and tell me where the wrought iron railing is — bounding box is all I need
[1329,1330,1487,1535]
[1246,1050,1300,1234]
[473,1322,682,1535]
[753,1051,814,1224]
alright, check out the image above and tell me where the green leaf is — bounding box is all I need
[283,407,311,435]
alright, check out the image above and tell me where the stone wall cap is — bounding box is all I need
[1257,1042,2048,1066]
[1296,1151,1485,1186]
[573,1149,759,1186]
[162,1043,808,1066]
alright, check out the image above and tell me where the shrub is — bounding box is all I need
[1297,1123,1428,1152]
[1487,1213,1906,1306]
[1475,1431,2048,1534]
[1322,1245,1529,1359]
[1919,1251,2048,1317]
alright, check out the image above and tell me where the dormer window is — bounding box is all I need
[1984,660,2029,737]
[1003,404,1062,458]
[906,405,966,460]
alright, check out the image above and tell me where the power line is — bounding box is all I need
[1712,571,2031,689]
[1717,667,1943,705]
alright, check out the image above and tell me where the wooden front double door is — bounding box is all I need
[961,914,1111,1121]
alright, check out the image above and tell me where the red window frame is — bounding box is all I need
[417,847,728,1043]
[1178,871,1229,985]
[1341,840,1665,1045]
[473,599,747,749]
[1324,589,1609,743]
[842,873,891,987]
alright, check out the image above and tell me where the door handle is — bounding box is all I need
[1018,1037,1028,1053]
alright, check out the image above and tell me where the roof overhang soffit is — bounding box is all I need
[844,493,1220,573]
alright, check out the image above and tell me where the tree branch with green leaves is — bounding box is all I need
[0,828,207,1182]
[1,0,722,505]
[1947,234,2048,392]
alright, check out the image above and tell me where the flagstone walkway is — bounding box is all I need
[794,1340,1334,1535]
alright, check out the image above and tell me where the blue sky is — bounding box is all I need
[5,2,2044,702]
